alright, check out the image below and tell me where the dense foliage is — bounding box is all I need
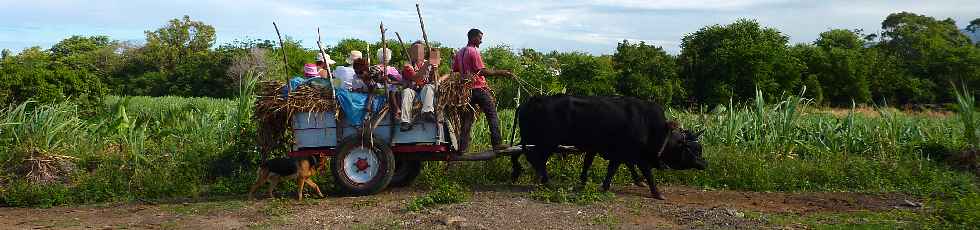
[2,13,977,108]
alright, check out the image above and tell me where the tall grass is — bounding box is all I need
[1,85,978,225]
[953,84,977,147]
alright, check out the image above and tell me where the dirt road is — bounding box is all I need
[0,185,920,229]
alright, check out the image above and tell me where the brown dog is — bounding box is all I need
[248,155,327,201]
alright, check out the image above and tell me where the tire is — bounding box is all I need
[389,158,422,187]
[331,136,395,196]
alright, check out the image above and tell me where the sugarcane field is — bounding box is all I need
[2,1,980,229]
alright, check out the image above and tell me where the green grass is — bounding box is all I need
[590,213,621,229]
[405,179,469,211]
[1,88,978,226]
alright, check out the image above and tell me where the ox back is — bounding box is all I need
[518,95,669,160]
[515,96,670,177]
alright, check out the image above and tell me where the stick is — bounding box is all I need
[316,27,333,79]
[395,32,414,68]
[509,89,520,145]
[380,21,396,145]
[416,3,431,61]
[316,27,341,134]
[273,22,289,81]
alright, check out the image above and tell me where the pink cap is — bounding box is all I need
[304,63,318,77]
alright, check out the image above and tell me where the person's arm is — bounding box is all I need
[478,69,514,77]
[471,48,514,78]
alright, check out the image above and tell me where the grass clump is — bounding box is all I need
[405,180,469,211]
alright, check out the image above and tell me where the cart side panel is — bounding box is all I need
[293,112,443,149]
[293,112,339,148]
[339,121,441,144]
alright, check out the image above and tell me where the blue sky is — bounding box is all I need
[0,0,976,55]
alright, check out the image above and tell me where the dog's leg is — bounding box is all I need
[297,176,306,201]
[248,168,270,200]
[306,178,324,198]
[267,176,280,198]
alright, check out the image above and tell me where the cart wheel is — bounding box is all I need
[389,158,422,187]
[331,136,395,195]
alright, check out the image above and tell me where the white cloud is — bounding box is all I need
[588,0,790,10]
[521,14,571,27]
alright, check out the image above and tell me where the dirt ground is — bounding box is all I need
[0,185,920,230]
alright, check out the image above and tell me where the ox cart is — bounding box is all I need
[281,89,527,195]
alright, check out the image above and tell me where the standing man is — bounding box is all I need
[453,28,514,152]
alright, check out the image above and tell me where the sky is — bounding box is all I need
[0,0,976,55]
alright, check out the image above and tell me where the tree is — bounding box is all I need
[0,42,108,107]
[679,19,803,106]
[330,38,370,67]
[865,47,930,104]
[106,16,241,97]
[557,52,617,96]
[789,44,823,104]
[263,36,314,80]
[878,12,979,103]
[612,40,683,104]
[49,35,121,77]
[809,29,872,105]
[143,15,216,73]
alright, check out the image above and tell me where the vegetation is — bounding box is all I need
[3,13,978,108]
[1,11,979,228]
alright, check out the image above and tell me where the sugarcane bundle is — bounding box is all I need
[254,80,337,156]
[437,73,480,143]
[257,80,284,98]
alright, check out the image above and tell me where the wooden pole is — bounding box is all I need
[380,22,397,145]
[272,22,289,81]
[395,32,414,68]
[315,27,333,79]
[416,3,431,62]
[316,27,342,143]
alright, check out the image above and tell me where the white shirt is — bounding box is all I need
[332,66,357,90]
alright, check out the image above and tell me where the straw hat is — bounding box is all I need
[316,53,336,65]
[345,50,363,65]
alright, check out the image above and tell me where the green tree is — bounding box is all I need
[789,44,823,104]
[264,37,315,80]
[480,45,521,108]
[330,38,370,67]
[679,19,803,106]
[557,52,617,96]
[0,40,109,108]
[809,29,872,105]
[878,12,979,103]
[612,40,683,104]
[142,15,216,73]
[865,47,930,104]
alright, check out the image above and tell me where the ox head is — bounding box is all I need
[659,122,707,170]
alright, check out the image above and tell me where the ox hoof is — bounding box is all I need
[633,181,648,187]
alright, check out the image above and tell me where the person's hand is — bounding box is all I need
[503,70,515,78]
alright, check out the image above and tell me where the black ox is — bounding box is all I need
[512,95,707,200]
